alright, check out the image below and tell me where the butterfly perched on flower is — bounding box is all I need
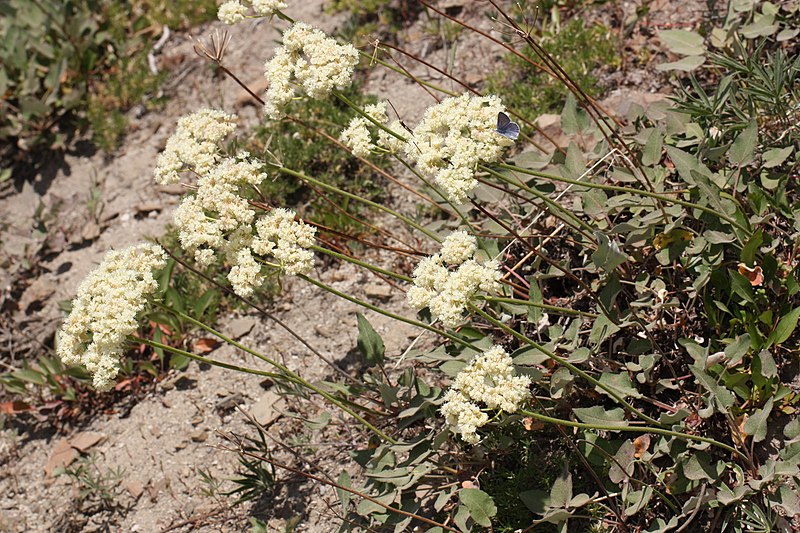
[495,111,520,140]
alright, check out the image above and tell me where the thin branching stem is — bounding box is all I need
[518,409,751,466]
[275,166,441,242]
[491,162,752,236]
[470,305,665,427]
[481,296,598,318]
[155,304,397,443]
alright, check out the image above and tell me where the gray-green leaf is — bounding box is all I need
[336,471,352,511]
[762,146,793,168]
[659,29,705,55]
[572,405,627,426]
[728,120,758,166]
[767,306,800,347]
[596,372,642,400]
[356,313,385,367]
[592,231,628,273]
[656,55,705,72]
[459,488,496,527]
[743,397,774,443]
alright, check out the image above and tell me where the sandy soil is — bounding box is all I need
[0,1,703,531]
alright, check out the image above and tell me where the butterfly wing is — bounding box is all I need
[501,121,520,140]
[497,111,511,130]
[496,112,520,140]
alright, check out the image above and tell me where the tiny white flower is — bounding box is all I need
[218,1,248,24]
[407,231,500,327]
[397,94,513,203]
[263,23,359,119]
[251,0,286,16]
[440,345,531,444]
[57,244,167,391]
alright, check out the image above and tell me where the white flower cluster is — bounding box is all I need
[263,23,359,119]
[253,208,316,275]
[153,108,237,185]
[407,230,500,328]
[400,94,513,204]
[57,244,167,391]
[217,0,286,24]
[440,345,531,444]
[340,102,389,157]
[156,110,316,297]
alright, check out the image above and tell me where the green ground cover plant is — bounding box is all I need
[12,0,800,530]
[487,4,619,122]
[0,0,217,167]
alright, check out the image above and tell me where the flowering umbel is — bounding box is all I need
[407,230,501,328]
[155,110,317,297]
[153,108,237,185]
[56,244,167,391]
[340,102,389,157]
[440,346,531,444]
[218,0,286,24]
[263,23,359,119]
[395,94,514,203]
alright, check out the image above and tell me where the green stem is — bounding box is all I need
[479,166,597,238]
[519,409,750,465]
[491,162,751,236]
[481,296,598,318]
[299,274,479,352]
[333,90,407,142]
[311,245,412,283]
[133,336,283,381]
[471,305,665,427]
[275,166,441,243]
[156,304,397,443]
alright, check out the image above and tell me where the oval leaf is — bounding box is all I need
[356,313,385,367]
[459,488,496,527]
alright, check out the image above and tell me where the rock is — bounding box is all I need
[227,316,257,339]
[251,391,285,426]
[81,221,101,242]
[314,324,332,338]
[135,203,161,215]
[147,477,169,502]
[234,78,269,109]
[45,438,79,476]
[69,431,105,452]
[364,283,393,301]
[215,393,246,412]
[190,430,208,443]
[156,184,185,196]
[601,89,669,118]
[124,479,145,500]
[19,277,55,315]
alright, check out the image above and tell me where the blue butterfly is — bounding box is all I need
[496,111,520,140]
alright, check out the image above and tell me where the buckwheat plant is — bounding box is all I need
[57,244,167,391]
[57,1,800,530]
